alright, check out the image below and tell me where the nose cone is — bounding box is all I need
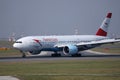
[13,43,21,49]
[13,43,17,49]
[13,41,23,50]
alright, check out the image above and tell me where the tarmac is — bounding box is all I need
[0,50,120,62]
[0,76,19,80]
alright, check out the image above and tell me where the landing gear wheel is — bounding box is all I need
[22,53,26,58]
[51,54,61,57]
[71,54,82,57]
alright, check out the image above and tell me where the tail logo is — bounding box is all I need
[96,13,112,36]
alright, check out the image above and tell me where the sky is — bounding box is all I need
[0,0,120,39]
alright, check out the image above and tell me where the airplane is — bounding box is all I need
[13,12,120,58]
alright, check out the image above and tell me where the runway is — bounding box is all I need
[0,50,120,62]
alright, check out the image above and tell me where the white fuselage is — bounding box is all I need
[13,35,107,52]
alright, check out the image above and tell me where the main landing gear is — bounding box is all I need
[71,54,82,57]
[51,52,61,57]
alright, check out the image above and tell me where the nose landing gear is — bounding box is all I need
[20,51,26,58]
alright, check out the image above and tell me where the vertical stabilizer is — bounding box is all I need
[96,13,112,36]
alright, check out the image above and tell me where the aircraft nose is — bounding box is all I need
[13,43,17,48]
[13,41,23,49]
[13,43,20,49]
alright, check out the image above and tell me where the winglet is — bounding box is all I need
[96,12,112,36]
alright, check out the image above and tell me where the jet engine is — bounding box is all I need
[63,45,78,55]
[29,50,41,55]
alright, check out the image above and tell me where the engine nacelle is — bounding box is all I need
[29,50,41,55]
[63,45,78,55]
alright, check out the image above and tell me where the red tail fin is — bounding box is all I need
[96,28,107,36]
[96,13,112,36]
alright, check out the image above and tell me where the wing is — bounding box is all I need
[54,38,120,48]
[54,43,76,48]
[76,38,120,46]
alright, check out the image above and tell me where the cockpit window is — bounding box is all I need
[15,41,22,43]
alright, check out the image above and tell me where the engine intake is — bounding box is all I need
[63,45,78,55]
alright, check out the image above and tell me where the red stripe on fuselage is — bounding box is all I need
[33,39,40,43]
[96,28,107,36]
[33,39,42,46]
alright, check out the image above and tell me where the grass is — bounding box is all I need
[0,48,21,57]
[92,43,120,54]
[92,48,120,53]
[0,40,13,48]
[0,59,120,80]
[0,40,21,57]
